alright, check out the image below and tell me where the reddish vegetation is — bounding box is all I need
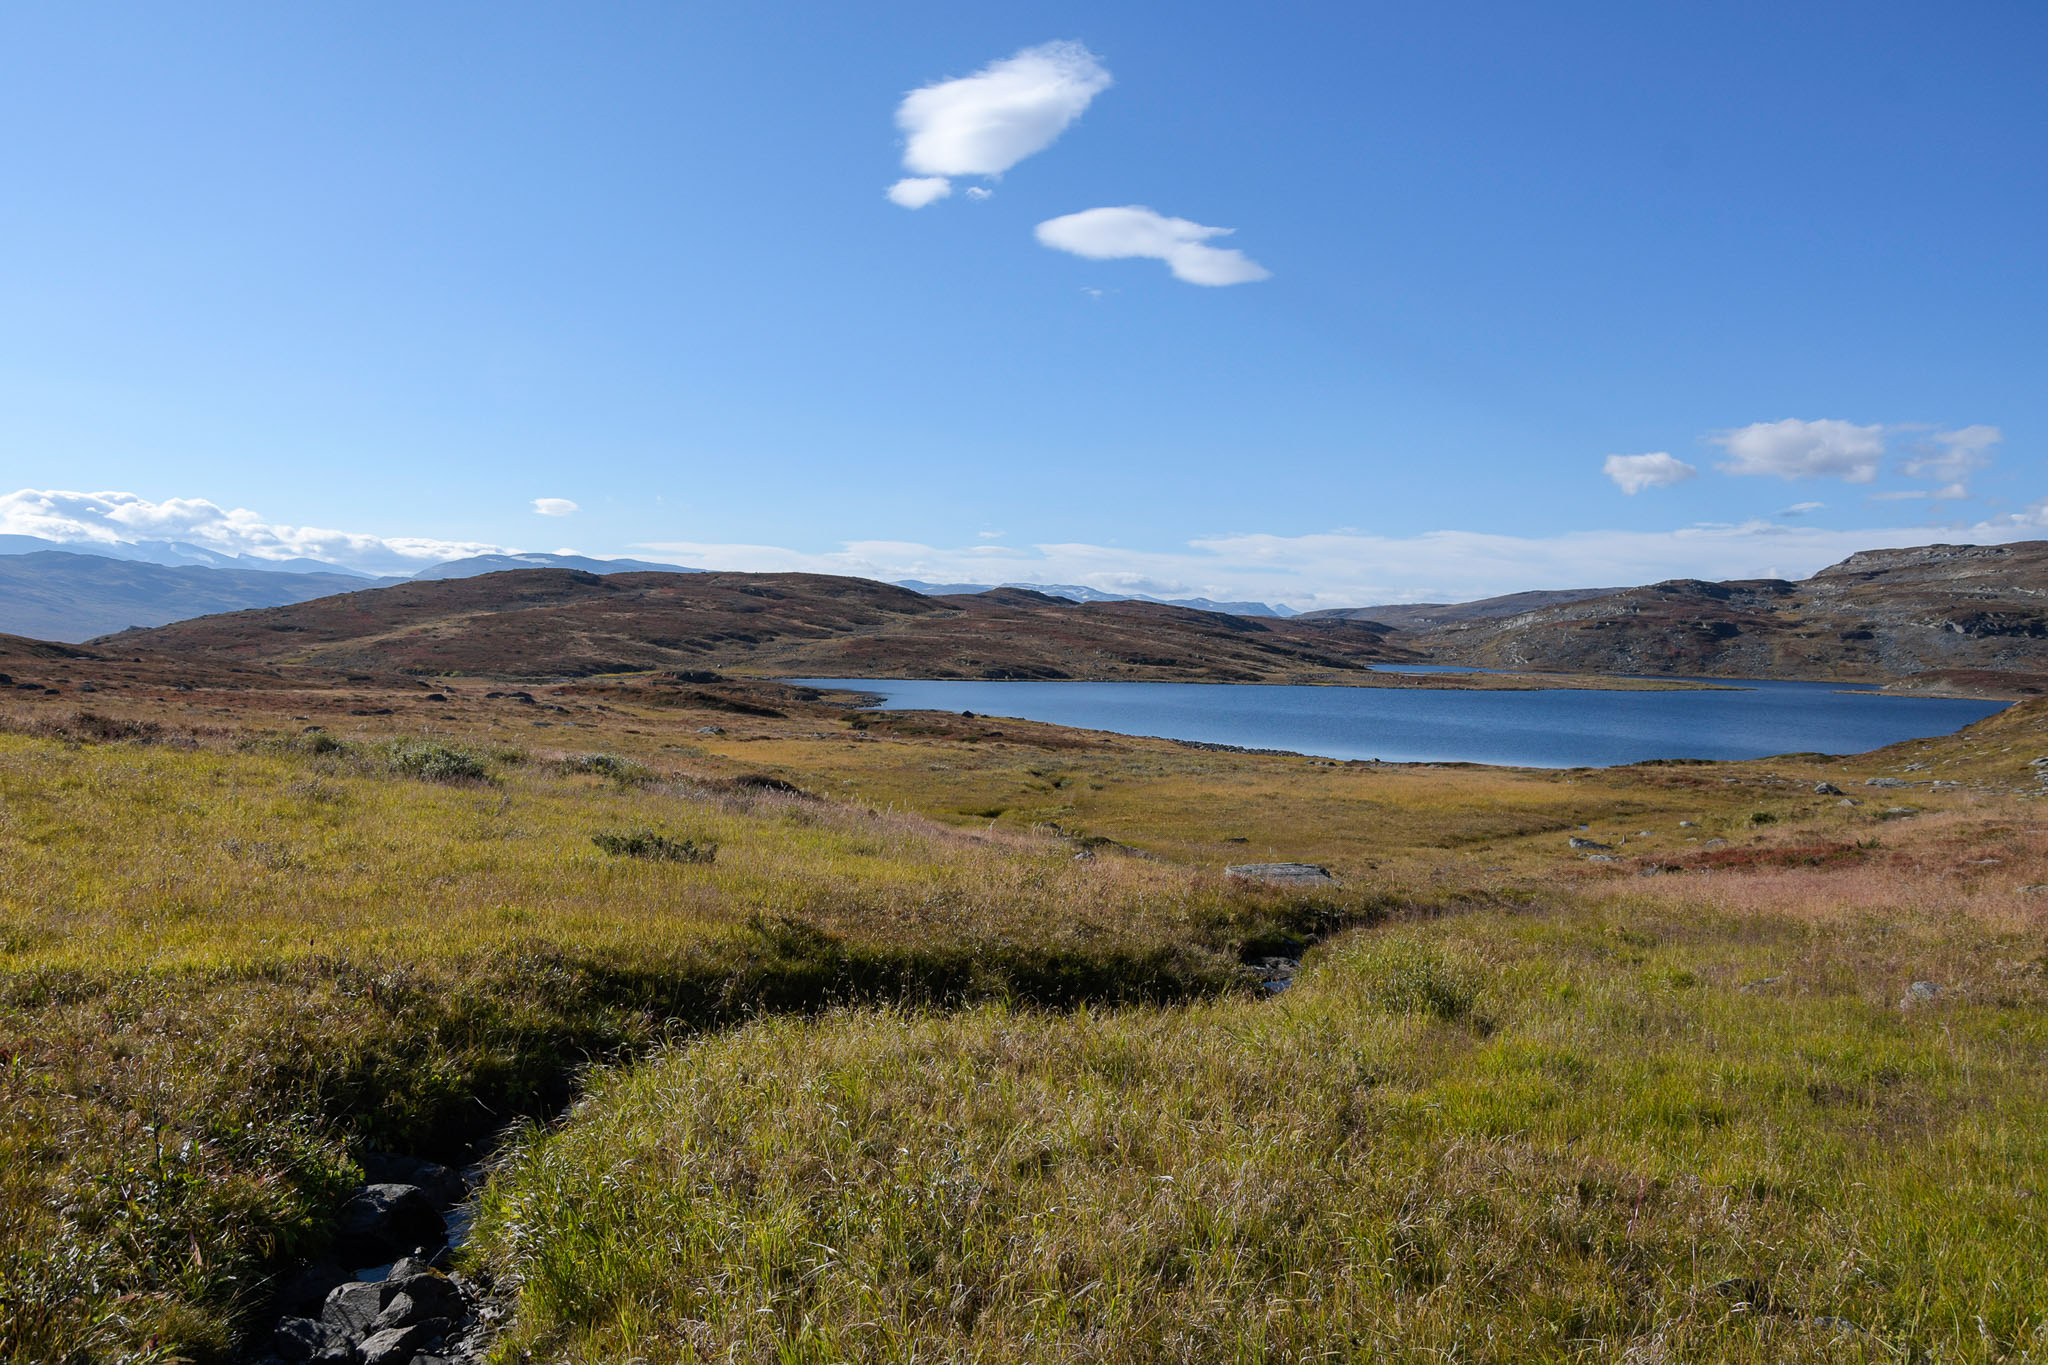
[92,570,1412,683]
[1660,841,1878,872]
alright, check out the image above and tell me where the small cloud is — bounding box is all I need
[1901,424,2000,490]
[1712,418,1885,483]
[532,498,579,517]
[1869,489,1929,501]
[1035,206,1270,286]
[886,176,952,209]
[1602,452,1697,495]
[978,529,1005,539]
[964,186,993,201]
[888,41,1111,207]
[1776,501,1826,517]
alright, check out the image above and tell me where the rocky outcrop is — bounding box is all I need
[1406,540,2048,684]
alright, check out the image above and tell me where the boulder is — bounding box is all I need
[335,1184,445,1264]
[1568,837,1612,851]
[1901,980,1944,1007]
[322,1280,395,1336]
[359,1323,439,1365]
[358,1153,467,1208]
[274,1315,356,1364]
[1225,862,1336,888]
[1814,781,1844,795]
[374,1273,462,1330]
[1864,777,1911,788]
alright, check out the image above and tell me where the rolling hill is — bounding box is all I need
[101,570,1411,682]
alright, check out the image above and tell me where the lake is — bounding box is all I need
[789,675,2007,768]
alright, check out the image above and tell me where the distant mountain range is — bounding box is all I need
[409,552,698,580]
[0,543,700,641]
[895,580,1296,618]
[0,536,1299,641]
[0,551,374,642]
[0,533,379,578]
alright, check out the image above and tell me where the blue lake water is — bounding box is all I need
[790,676,2007,768]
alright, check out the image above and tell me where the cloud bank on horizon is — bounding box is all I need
[0,489,506,575]
[638,500,2048,610]
[5,483,2044,608]
[886,41,1111,208]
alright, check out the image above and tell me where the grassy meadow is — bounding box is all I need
[0,678,2043,1361]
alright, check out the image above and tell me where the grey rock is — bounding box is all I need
[1225,862,1336,887]
[323,1280,395,1336]
[1902,980,1943,1005]
[376,1274,461,1329]
[1864,777,1911,788]
[1568,836,1612,851]
[1678,820,1698,828]
[2021,884,2048,894]
[360,1154,467,1208]
[274,1315,357,1363]
[697,725,725,735]
[1703,838,1729,849]
[336,1184,445,1263]
[359,1323,438,1365]
[1837,798,1861,806]
[1881,806,1920,819]
[1814,781,1844,795]
[1582,853,1622,863]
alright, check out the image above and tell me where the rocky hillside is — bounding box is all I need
[102,570,1411,682]
[1412,541,2048,687]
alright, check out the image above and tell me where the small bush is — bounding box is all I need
[592,829,717,864]
[563,753,654,785]
[1358,942,1480,1023]
[1749,810,1778,825]
[386,740,491,783]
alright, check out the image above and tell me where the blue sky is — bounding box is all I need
[1,2,2042,605]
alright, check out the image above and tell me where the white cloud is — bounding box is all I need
[636,512,2048,613]
[1602,452,1696,494]
[1901,424,2000,488]
[531,497,580,517]
[1712,418,1886,483]
[964,186,993,201]
[889,41,1111,206]
[1035,206,1270,285]
[886,176,952,209]
[1777,501,1826,517]
[0,488,505,574]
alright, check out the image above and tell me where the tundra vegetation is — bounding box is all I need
[0,669,2043,1363]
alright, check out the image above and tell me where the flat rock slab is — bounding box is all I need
[1226,862,1337,888]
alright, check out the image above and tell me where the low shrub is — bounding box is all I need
[592,829,717,863]
[385,740,491,783]
[560,752,654,785]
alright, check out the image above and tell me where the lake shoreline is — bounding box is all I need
[787,675,2008,769]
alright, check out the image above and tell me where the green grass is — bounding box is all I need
[0,727,1398,1362]
[3,691,2044,1362]
[474,903,2048,1363]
